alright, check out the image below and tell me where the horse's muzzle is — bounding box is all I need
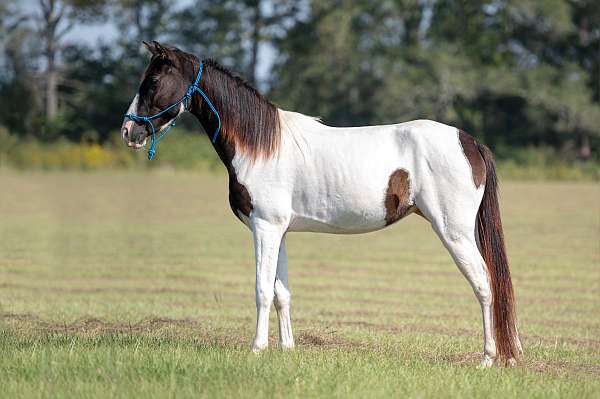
[121,120,147,149]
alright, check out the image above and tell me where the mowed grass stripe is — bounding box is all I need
[0,171,599,398]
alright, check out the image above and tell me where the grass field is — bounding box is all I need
[0,170,599,398]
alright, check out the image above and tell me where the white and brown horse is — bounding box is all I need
[122,41,522,367]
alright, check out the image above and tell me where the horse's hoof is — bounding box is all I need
[251,341,267,354]
[477,355,494,369]
[279,341,295,351]
[507,357,517,367]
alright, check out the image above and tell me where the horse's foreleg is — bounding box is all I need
[251,218,285,352]
[274,237,294,349]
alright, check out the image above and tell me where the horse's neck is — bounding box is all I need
[188,107,237,175]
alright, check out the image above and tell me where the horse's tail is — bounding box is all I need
[476,143,520,362]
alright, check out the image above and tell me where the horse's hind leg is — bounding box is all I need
[420,199,497,367]
[439,230,497,368]
[274,236,294,349]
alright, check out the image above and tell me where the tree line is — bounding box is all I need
[1,0,598,160]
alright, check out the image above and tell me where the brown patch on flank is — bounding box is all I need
[458,130,486,188]
[384,169,414,225]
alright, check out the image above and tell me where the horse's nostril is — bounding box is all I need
[122,127,130,141]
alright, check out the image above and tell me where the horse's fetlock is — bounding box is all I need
[485,342,497,359]
[477,354,495,369]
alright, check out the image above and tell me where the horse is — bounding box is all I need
[121,41,523,368]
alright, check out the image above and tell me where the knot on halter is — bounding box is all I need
[123,60,221,160]
[147,146,156,160]
[185,83,200,99]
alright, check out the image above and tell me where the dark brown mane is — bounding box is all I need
[200,58,281,160]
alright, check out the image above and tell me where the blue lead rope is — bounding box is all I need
[124,62,221,160]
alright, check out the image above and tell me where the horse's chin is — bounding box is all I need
[127,137,147,150]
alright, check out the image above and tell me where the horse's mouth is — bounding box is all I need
[122,120,148,150]
[127,137,147,150]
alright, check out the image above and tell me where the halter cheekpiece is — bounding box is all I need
[124,61,221,160]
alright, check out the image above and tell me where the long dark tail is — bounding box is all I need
[476,143,520,362]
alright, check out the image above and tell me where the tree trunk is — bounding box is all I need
[579,132,591,160]
[46,42,58,120]
[247,0,261,86]
[135,0,143,42]
[40,0,61,120]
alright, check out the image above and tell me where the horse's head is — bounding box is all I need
[121,41,194,149]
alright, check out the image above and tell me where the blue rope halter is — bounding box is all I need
[124,61,221,160]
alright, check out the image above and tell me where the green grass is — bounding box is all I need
[0,170,599,398]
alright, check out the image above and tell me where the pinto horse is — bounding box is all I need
[121,41,522,367]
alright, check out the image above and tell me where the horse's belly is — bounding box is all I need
[288,192,388,234]
[288,216,386,234]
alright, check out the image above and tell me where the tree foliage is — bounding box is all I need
[0,0,598,159]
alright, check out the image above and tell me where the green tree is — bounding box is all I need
[427,0,599,156]
[0,3,41,137]
[59,43,135,143]
[271,0,385,125]
[111,0,172,54]
[35,0,108,122]
[170,0,303,85]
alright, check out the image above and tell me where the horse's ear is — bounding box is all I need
[143,41,157,55]
[143,40,170,59]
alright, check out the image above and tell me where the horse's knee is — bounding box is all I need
[256,287,274,308]
[274,279,291,310]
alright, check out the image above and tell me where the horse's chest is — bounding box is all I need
[228,178,252,220]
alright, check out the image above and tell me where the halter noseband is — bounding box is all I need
[124,61,221,160]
